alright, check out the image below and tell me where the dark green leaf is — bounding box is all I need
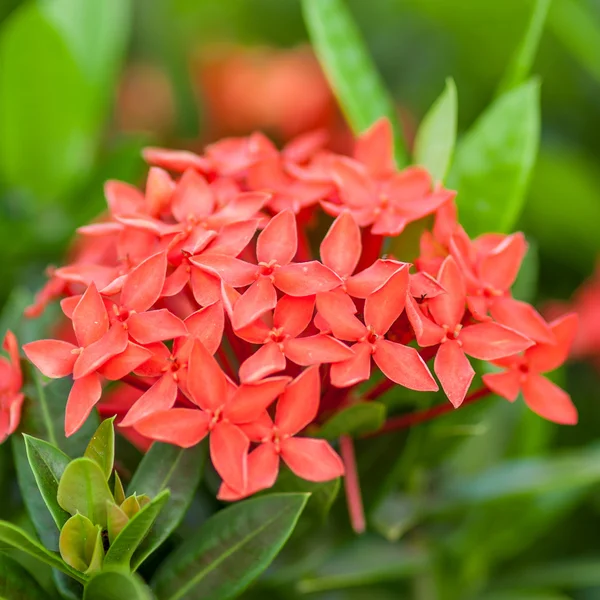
[23,434,71,530]
[413,78,457,182]
[0,554,52,600]
[152,493,309,600]
[0,521,87,583]
[448,79,540,237]
[302,0,406,165]
[84,570,153,600]
[104,490,170,569]
[84,418,115,480]
[57,458,114,527]
[128,443,205,570]
[318,403,386,439]
[59,514,103,575]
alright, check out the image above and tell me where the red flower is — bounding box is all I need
[0,331,24,443]
[483,314,579,424]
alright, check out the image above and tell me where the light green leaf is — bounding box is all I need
[114,472,126,506]
[84,418,115,481]
[84,570,153,600]
[413,78,457,182]
[0,554,52,600]
[318,402,386,440]
[302,0,406,165]
[152,493,309,600]
[448,79,540,236]
[59,514,104,575]
[0,521,87,583]
[128,443,205,570]
[104,490,170,569]
[107,503,129,545]
[57,458,114,528]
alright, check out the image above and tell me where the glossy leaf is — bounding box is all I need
[302,0,406,165]
[57,458,114,527]
[0,521,87,583]
[84,417,115,480]
[318,402,386,440]
[59,514,104,575]
[0,554,52,600]
[413,78,457,182]
[128,443,205,570]
[152,493,309,600]
[448,79,540,236]
[84,570,153,600]
[104,489,170,569]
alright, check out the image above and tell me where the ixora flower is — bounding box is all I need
[0,331,24,442]
[17,118,579,500]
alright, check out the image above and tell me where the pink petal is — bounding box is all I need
[145,166,175,216]
[365,265,409,335]
[428,256,466,329]
[120,374,178,427]
[374,340,438,391]
[315,292,365,341]
[127,309,188,345]
[490,297,555,344]
[134,409,210,447]
[142,147,210,173]
[190,267,221,306]
[232,278,278,330]
[239,342,286,384]
[225,376,290,424]
[345,259,405,298]
[354,118,396,178]
[72,283,109,347]
[121,252,167,312]
[482,370,521,402]
[459,322,533,361]
[104,180,145,215]
[162,264,190,297]
[187,341,229,411]
[479,232,527,292]
[466,295,490,321]
[204,220,259,257]
[100,343,153,381]
[73,325,128,379]
[65,373,102,437]
[330,156,374,208]
[284,335,355,366]
[210,421,249,494]
[275,365,320,435]
[320,211,361,278]
[23,340,77,378]
[274,261,341,296]
[273,295,315,337]
[180,302,224,356]
[409,272,445,299]
[60,295,80,319]
[522,373,577,425]
[257,209,297,265]
[405,296,445,346]
[526,313,579,373]
[281,437,344,482]
[434,340,474,408]
[371,210,408,237]
[209,191,268,228]
[171,169,214,222]
[133,342,170,377]
[190,255,258,287]
[330,342,372,388]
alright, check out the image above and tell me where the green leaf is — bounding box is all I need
[302,0,406,165]
[152,493,309,600]
[318,402,386,439]
[57,458,114,527]
[128,443,205,570]
[448,79,540,236]
[59,514,104,575]
[0,520,87,583]
[497,0,550,95]
[23,434,71,530]
[107,503,129,545]
[104,490,170,569]
[0,554,52,600]
[84,418,115,480]
[413,78,457,182]
[114,472,126,506]
[84,570,153,600]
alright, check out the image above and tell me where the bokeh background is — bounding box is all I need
[1,0,599,598]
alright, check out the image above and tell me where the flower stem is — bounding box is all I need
[340,435,366,534]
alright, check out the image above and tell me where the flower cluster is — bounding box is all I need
[21,118,578,499]
[0,330,23,443]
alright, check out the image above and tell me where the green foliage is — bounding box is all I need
[59,514,104,575]
[84,418,116,481]
[0,554,52,600]
[318,402,386,439]
[84,571,153,600]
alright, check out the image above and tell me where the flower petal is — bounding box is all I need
[190,267,222,306]
[281,437,344,482]
[180,302,224,356]
[345,259,404,299]
[273,295,315,337]
[190,255,258,287]
[330,156,374,208]
[329,342,372,388]
[226,376,291,424]
[210,421,249,493]
[120,374,178,427]
[489,297,555,344]
[73,325,128,379]
[127,309,188,345]
[134,408,210,447]
[23,340,77,378]
[459,322,533,360]
[428,256,466,329]
[284,335,355,366]
[354,117,396,177]
[374,340,438,391]
[204,219,259,257]
[232,277,278,330]
[105,180,145,215]
[239,342,286,384]
[171,169,214,222]
[187,340,229,411]
[405,295,445,346]
[320,211,361,278]
[65,373,102,437]
[522,373,578,425]
[257,209,297,265]
[121,252,167,312]
[482,370,521,402]
[275,365,320,435]
[365,265,409,335]
[72,283,109,347]
[525,313,579,373]
[479,232,527,292]
[434,340,474,408]
[100,343,153,381]
[274,262,342,296]
[316,291,365,341]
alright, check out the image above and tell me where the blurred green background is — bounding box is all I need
[1,0,600,599]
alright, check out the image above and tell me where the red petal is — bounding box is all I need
[232,278,278,330]
[345,259,404,298]
[134,408,210,447]
[100,343,153,381]
[127,309,188,345]
[273,295,314,337]
[479,232,527,291]
[105,180,145,215]
[239,342,286,383]
[190,267,221,306]
[482,370,521,402]
[365,265,409,335]
[428,256,466,329]
[374,340,438,391]
[162,264,190,297]
[405,296,445,346]
[72,283,109,347]
[522,373,578,425]
[121,252,167,312]
[120,374,178,427]
[274,261,341,296]
[526,313,579,373]
[490,297,555,344]
[284,335,355,366]
[330,342,372,388]
[204,220,259,257]
[459,322,533,360]
[180,302,224,356]
[409,272,445,299]
[275,365,320,435]
[142,147,210,173]
[330,156,374,208]
[209,191,267,228]
[133,342,170,376]
[225,376,290,423]
[65,373,102,437]
[320,211,361,278]
[190,255,258,287]
[187,341,229,411]
[73,325,128,379]
[371,210,408,237]
[257,210,297,265]
[281,437,344,482]
[210,421,249,493]
[171,169,214,222]
[354,118,396,178]
[23,340,77,378]
[60,295,80,319]
[145,166,175,216]
[3,330,21,388]
[315,292,365,341]
[434,340,474,407]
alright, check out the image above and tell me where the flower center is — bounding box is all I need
[258,260,279,277]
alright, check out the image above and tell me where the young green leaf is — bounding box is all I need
[0,554,53,600]
[57,457,114,527]
[152,493,309,600]
[302,0,406,165]
[107,502,129,544]
[128,443,205,570]
[59,514,104,575]
[113,472,126,506]
[84,417,115,480]
[84,570,153,600]
[413,78,457,182]
[318,402,386,440]
[104,489,170,569]
[23,434,71,530]
[448,79,540,237]
[0,521,87,583]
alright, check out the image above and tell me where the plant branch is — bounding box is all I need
[340,435,366,534]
